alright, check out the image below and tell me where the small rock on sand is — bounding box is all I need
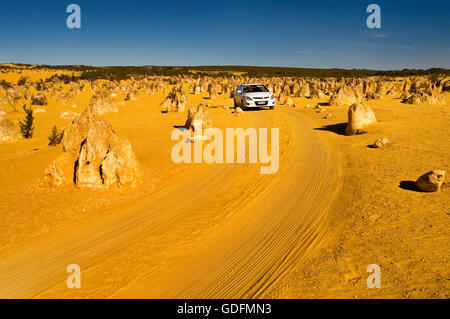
[60,111,80,119]
[372,138,390,148]
[415,170,446,192]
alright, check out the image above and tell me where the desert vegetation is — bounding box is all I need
[47,125,64,146]
[18,104,34,138]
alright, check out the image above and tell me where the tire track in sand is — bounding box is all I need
[0,111,271,298]
[111,109,339,298]
[0,109,338,298]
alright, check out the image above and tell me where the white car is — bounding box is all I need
[234,83,275,110]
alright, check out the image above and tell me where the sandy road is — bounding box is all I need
[0,109,338,298]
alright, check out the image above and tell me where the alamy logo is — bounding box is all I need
[66,4,81,29]
[66,264,81,289]
[366,264,381,288]
[366,4,381,29]
[171,121,279,174]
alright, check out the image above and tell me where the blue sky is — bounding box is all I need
[0,0,449,69]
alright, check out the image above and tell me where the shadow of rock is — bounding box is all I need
[314,123,348,136]
[173,125,188,131]
[399,180,422,192]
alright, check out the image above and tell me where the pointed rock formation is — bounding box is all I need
[42,108,142,188]
[185,104,212,132]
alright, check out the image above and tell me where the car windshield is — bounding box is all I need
[243,85,269,93]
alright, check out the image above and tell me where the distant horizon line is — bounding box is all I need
[1,63,449,72]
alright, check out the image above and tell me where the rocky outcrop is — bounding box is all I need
[309,89,326,99]
[125,90,139,101]
[43,109,142,189]
[208,83,217,99]
[329,86,361,106]
[42,152,76,187]
[75,119,141,188]
[89,90,118,116]
[405,91,445,105]
[160,86,188,113]
[31,93,48,106]
[345,103,377,136]
[402,79,446,105]
[185,105,212,132]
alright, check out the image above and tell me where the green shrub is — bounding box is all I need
[0,79,12,89]
[48,125,64,146]
[17,76,28,86]
[19,104,34,139]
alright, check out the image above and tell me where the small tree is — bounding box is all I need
[0,80,12,90]
[48,125,64,146]
[19,104,34,139]
[17,76,28,86]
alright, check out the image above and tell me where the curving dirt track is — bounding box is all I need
[0,109,338,298]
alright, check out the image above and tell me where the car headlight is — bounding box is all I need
[270,95,275,99]
[245,96,253,101]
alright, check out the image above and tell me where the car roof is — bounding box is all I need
[242,83,265,86]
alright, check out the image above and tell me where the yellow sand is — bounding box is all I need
[0,70,448,298]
